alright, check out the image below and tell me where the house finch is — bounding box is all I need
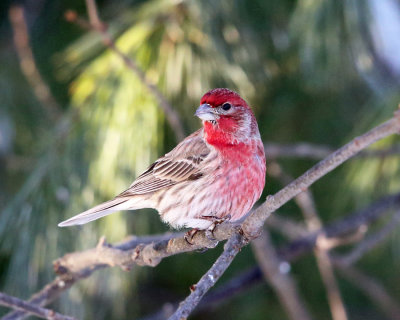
[59,88,266,231]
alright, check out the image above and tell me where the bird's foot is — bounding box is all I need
[203,214,232,240]
[184,228,199,245]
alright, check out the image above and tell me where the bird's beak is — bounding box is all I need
[195,103,218,121]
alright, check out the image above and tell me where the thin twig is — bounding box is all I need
[277,193,400,262]
[85,0,102,29]
[331,211,400,266]
[314,249,348,320]
[65,1,186,141]
[268,161,348,320]
[264,143,400,160]
[252,230,312,320]
[266,214,308,239]
[336,265,400,320]
[9,5,62,121]
[0,292,76,320]
[1,277,77,320]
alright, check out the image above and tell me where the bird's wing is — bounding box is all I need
[58,130,211,227]
[117,129,211,197]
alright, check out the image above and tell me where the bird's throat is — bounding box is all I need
[203,120,239,147]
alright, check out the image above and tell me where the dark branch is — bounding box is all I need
[0,292,76,320]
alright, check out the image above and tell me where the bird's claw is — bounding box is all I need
[203,214,232,240]
[184,229,199,245]
[185,215,232,245]
[205,228,217,241]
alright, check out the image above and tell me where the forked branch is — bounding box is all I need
[4,111,400,320]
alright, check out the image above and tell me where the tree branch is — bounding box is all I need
[64,1,186,141]
[252,230,312,320]
[144,191,400,319]
[264,142,400,160]
[243,112,400,237]
[5,111,400,319]
[53,227,231,276]
[139,267,262,320]
[167,112,400,317]
[331,211,400,266]
[9,5,62,121]
[167,233,245,320]
[278,193,400,262]
[268,161,348,320]
[0,292,76,320]
[1,277,77,320]
[266,214,308,239]
[336,265,400,320]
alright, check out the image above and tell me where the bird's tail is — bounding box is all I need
[58,197,132,227]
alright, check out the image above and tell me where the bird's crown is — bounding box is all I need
[200,88,249,108]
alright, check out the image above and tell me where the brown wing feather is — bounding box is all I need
[118,129,210,197]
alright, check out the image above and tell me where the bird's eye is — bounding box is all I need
[222,103,231,111]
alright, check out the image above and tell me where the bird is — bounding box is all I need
[58,88,266,232]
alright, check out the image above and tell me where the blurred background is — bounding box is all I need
[1,0,400,319]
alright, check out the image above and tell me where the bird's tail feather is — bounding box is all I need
[58,197,131,227]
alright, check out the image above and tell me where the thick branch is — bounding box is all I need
[53,227,232,275]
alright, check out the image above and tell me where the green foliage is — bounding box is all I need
[1,0,400,319]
